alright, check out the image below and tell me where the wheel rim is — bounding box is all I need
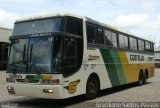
[87,81,97,96]
[140,78,143,85]
[139,75,143,85]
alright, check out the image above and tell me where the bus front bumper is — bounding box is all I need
[7,83,64,99]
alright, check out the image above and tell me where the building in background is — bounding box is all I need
[155,47,160,68]
[0,27,12,70]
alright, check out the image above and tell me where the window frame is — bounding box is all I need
[86,21,154,54]
[86,23,105,46]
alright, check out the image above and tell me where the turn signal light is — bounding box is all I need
[42,79,60,84]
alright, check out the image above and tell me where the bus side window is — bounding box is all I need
[138,40,145,52]
[145,41,151,52]
[112,32,118,47]
[119,34,128,49]
[104,30,118,48]
[87,24,96,44]
[96,28,104,45]
[130,37,137,51]
[104,30,112,46]
[151,43,154,53]
[119,34,125,48]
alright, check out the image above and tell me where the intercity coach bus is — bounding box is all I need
[0,27,11,70]
[6,13,154,99]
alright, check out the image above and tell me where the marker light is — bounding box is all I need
[42,79,60,84]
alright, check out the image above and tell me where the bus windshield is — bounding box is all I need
[8,36,62,74]
[7,16,83,75]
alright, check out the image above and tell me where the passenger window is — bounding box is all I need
[130,37,137,50]
[96,28,104,45]
[112,32,117,47]
[87,24,96,44]
[105,30,112,46]
[138,40,144,51]
[104,30,117,47]
[145,41,151,52]
[124,36,128,49]
[119,34,125,48]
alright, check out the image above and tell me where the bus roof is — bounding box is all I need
[15,13,83,23]
[15,13,153,42]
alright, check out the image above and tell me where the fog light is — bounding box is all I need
[7,86,14,90]
[43,89,53,93]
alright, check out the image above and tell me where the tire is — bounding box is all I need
[85,77,99,99]
[138,73,143,86]
[143,73,147,85]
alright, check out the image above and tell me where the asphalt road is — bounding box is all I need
[0,69,160,108]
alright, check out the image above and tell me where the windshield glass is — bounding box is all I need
[28,37,53,74]
[12,18,64,36]
[8,36,62,74]
[8,39,28,73]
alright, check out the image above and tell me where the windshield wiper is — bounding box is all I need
[23,44,26,63]
[29,44,33,62]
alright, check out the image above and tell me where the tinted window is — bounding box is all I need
[105,30,112,46]
[66,17,83,36]
[119,34,128,49]
[87,24,96,44]
[130,37,137,50]
[96,28,104,45]
[105,30,117,47]
[145,41,151,52]
[119,34,125,48]
[62,37,83,77]
[112,32,117,47]
[124,35,128,49]
[12,18,64,36]
[151,43,154,53]
[138,40,144,51]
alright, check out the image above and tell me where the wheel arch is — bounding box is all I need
[87,73,100,91]
[145,69,149,79]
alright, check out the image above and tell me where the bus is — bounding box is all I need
[6,13,154,99]
[0,42,9,70]
[0,27,11,70]
[155,47,160,68]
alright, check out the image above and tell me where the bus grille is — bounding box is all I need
[16,79,40,83]
[16,79,25,82]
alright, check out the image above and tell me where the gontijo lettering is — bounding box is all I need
[130,55,144,61]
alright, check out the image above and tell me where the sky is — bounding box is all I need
[0,0,160,46]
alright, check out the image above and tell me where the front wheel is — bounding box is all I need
[85,77,99,99]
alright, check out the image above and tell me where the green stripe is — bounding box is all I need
[100,49,126,87]
[26,75,42,80]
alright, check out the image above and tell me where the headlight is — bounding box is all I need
[6,78,15,83]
